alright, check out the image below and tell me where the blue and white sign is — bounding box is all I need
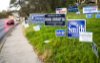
[56,8,67,14]
[86,14,93,18]
[83,6,98,14]
[68,19,86,38]
[68,6,78,12]
[79,32,93,42]
[30,14,45,24]
[96,14,100,18]
[56,30,66,37]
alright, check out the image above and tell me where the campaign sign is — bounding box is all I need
[68,6,78,12]
[30,14,45,24]
[86,14,93,18]
[68,19,86,38]
[56,8,67,14]
[83,6,98,14]
[92,42,99,58]
[45,14,66,26]
[79,32,93,42]
[56,30,66,37]
[96,14,100,18]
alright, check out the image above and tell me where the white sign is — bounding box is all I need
[33,25,41,31]
[83,6,98,14]
[44,40,50,44]
[79,32,93,42]
[56,8,67,14]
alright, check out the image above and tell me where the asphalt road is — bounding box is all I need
[0,19,6,40]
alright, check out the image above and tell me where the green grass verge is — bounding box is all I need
[25,13,100,63]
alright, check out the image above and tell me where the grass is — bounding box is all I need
[25,13,100,63]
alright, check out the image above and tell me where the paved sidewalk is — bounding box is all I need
[0,25,42,63]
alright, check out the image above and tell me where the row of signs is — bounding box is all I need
[56,6,79,14]
[29,14,66,26]
[56,6,99,14]
[56,6,99,58]
[28,13,100,26]
[86,14,100,18]
[27,9,99,58]
[28,14,92,42]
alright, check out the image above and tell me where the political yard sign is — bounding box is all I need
[68,19,86,38]
[68,6,78,12]
[29,14,45,24]
[56,30,66,37]
[56,8,67,14]
[83,6,98,14]
[45,14,66,26]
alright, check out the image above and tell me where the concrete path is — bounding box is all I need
[0,25,42,63]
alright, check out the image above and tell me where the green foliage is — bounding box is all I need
[10,0,77,17]
[0,11,12,19]
[25,13,100,63]
[10,0,16,4]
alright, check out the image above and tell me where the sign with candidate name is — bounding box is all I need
[29,14,45,24]
[68,19,86,38]
[56,8,67,14]
[96,14,100,18]
[56,30,66,37]
[83,6,98,14]
[79,32,93,42]
[45,14,66,26]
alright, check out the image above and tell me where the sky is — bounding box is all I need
[0,0,11,11]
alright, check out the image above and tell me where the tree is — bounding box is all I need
[10,0,16,4]
[0,11,12,19]
[10,0,76,17]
